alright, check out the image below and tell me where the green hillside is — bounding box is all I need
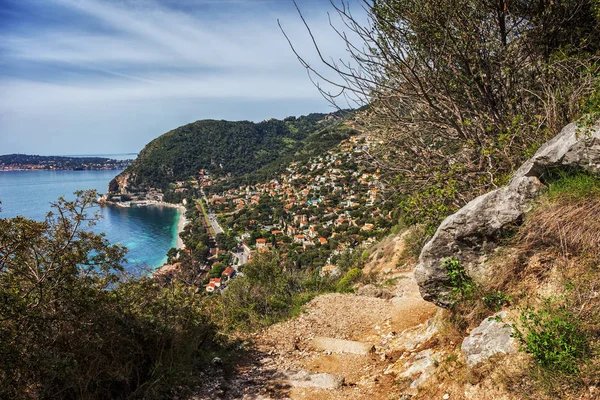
[110,111,353,192]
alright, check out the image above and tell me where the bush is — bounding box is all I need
[482,290,511,311]
[336,268,362,292]
[220,251,338,330]
[513,298,588,374]
[398,224,430,264]
[0,191,219,399]
[442,257,476,302]
[333,249,364,274]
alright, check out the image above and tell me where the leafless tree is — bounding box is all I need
[280,0,599,224]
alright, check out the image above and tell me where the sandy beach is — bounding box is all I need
[175,205,186,249]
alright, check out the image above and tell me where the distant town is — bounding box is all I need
[106,134,396,293]
[0,154,133,171]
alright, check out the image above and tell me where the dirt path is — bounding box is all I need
[191,267,438,400]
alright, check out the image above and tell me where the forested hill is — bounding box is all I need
[109,111,355,192]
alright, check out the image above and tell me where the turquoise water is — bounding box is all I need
[0,170,179,270]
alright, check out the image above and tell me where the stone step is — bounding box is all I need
[280,370,344,390]
[310,336,375,355]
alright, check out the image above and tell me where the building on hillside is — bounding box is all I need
[205,283,216,293]
[320,265,338,277]
[222,267,236,280]
[256,238,267,249]
[361,223,375,231]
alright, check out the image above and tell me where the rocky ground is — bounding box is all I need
[191,262,441,400]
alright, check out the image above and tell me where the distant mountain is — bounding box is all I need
[0,154,132,171]
[109,111,357,194]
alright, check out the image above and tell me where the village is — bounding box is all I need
[186,135,395,293]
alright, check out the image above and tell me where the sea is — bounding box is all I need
[0,159,179,271]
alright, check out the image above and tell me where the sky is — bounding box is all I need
[0,0,361,155]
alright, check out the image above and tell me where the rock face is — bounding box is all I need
[415,120,600,307]
[461,312,517,370]
[108,172,131,194]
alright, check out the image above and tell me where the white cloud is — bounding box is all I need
[0,0,364,153]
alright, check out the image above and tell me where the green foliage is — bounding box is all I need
[513,298,588,374]
[333,250,365,275]
[482,290,511,312]
[221,251,315,329]
[209,262,226,278]
[0,191,219,399]
[442,257,476,302]
[579,64,600,121]
[209,119,356,192]
[335,267,362,292]
[166,247,179,263]
[397,179,461,229]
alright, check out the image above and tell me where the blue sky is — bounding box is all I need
[0,0,359,155]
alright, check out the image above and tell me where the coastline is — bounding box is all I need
[104,199,187,250]
[153,205,186,277]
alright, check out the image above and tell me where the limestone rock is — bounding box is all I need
[515,122,600,178]
[310,336,375,355]
[461,312,517,370]
[398,349,437,390]
[416,120,600,307]
[357,284,393,299]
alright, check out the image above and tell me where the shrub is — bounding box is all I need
[333,249,364,274]
[482,290,511,311]
[442,257,476,302]
[513,298,588,374]
[220,251,338,330]
[336,268,362,292]
[398,224,430,264]
[220,251,297,329]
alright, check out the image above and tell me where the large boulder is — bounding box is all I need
[415,120,600,307]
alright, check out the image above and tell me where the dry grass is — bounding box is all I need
[399,176,600,399]
[496,192,600,399]
[518,198,600,256]
[397,224,429,266]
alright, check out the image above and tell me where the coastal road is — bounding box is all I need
[197,195,224,236]
[207,211,224,235]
